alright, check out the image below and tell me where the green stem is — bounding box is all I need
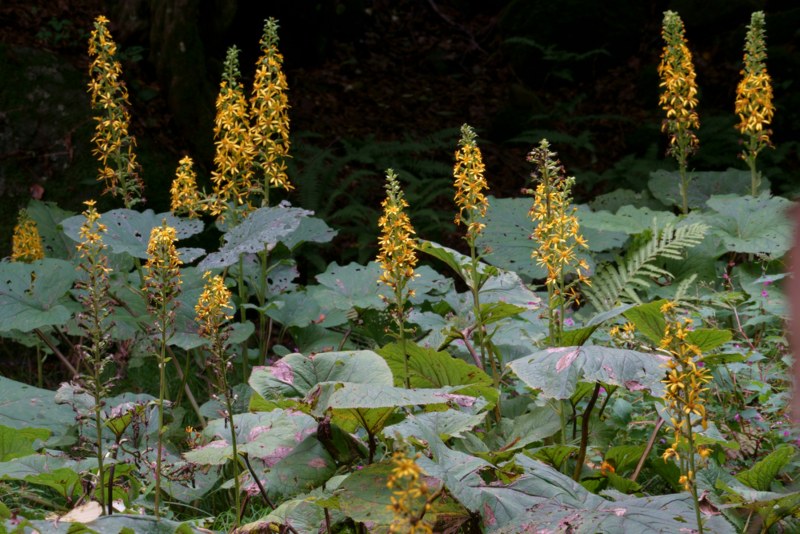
[395,285,410,389]
[257,246,270,365]
[223,375,241,528]
[685,418,704,534]
[36,344,43,389]
[237,255,250,382]
[154,312,167,520]
[678,161,689,215]
[93,373,105,513]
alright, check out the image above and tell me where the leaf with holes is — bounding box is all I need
[61,208,203,259]
[0,259,76,332]
[199,206,311,269]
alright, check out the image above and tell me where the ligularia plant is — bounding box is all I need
[735,11,775,196]
[658,10,699,214]
[87,15,144,208]
[377,169,418,388]
[10,209,44,263]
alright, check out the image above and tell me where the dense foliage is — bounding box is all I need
[0,11,797,534]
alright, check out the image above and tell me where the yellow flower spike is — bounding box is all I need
[11,209,45,263]
[377,170,419,294]
[211,46,255,219]
[195,272,234,338]
[143,221,183,319]
[386,450,434,534]
[736,11,775,196]
[453,123,489,240]
[170,156,205,218]
[658,11,699,214]
[251,18,293,201]
[87,15,144,208]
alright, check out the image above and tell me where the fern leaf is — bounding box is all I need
[585,221,708,312]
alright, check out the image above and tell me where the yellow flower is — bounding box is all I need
[527,140,589,288]
[143,221,182,321]
[87,15,144,207]
[453,124,489,239]
[735,11,775,168]
[250,18,293,198]
[11,210,45,263]
[377,170,418,293]
[195,272,234,338]
[211,46,255,218]
[170,156,205,218]
[658,11,699,165]
[387,450,433,534]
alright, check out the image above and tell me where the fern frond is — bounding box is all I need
[584,220,708,312]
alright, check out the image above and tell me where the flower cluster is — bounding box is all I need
[659,302,712,492]
[87,15,144,207]
[170,156,205,218]
[453,123,489,240]
[377,170,418,294]
[11,210,45,263]
[527,140,590,294]
[736,11,775,197]
[143,221,182,334]
[658,11,699,166]
[195,272,234,340]
[736,11,774,148]
[75,201,114,359]
[250,18,293,198]
[210,46,256,218]
[386,450,433,534]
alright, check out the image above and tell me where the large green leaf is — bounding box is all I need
[261,435,337,502]
[324,383,475,410]
[310,261,386,311]
[508,346,668,399]
[383,410,486,441]
[703,193,794,256]
[0,258,77,332]
[475,196,545,280]
[25,515,203,533]
[61,208,203,259]
[648,168,762,210]
[418,239,496,286]
[198,206,310,269]
[248,350,393,400]
[26,199,76,259]
[184,410,317,466]
[736,445,796,492]
[0,425,49,461]
[279,214,337,250]
[575,205,630,251]
[623,299,667,346]
[491,455,735,533]
[0,376,75,444]
[377,342,498,406]
[579,205,676,236]
[686,328,732,353]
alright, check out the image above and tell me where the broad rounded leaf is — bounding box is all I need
[61,208,203,259]
[508,346,668,399]
[648,168,764,210]
[249,350,393,400]
[0,259,76,332]
[199,206,311,269]
[704,193,794,256]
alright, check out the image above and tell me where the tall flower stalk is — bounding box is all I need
[11,209,45,263]
[735,11,775,196]
[377,170,418,389]
[249,18,293,364]
[250,17,293,206]
[75,200,115,514]
[658,11,699,215]
[660,301,711,534]
[453,124,498,387]
[87,15,144,208]
[210,46,255,220]
[142,221,182,519]
[527,140,589,346]
[195,273,241,526]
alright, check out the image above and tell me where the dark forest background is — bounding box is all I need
[1,0,799,260]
